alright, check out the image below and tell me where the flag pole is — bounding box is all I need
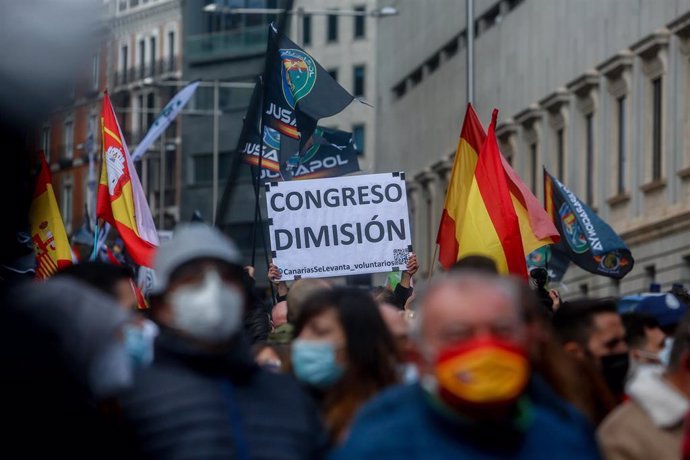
[215,78,262,227]
[250,96,267,267]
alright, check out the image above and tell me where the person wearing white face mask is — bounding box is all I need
[622,313,666,378]
[599,313,690,459]
[116,223,327,460]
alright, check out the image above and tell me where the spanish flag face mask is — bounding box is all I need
[434,337,530,409]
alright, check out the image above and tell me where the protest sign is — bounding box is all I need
[265,172,412,280]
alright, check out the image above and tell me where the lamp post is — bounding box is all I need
[139,78,255,226]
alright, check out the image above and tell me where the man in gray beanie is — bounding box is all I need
[117,223,326,459]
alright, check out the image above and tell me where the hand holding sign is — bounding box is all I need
[406,253,418,276]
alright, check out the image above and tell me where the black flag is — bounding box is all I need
[243,125,361,183]
[262,23,354,178]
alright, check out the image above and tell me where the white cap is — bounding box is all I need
[149,223,242,295]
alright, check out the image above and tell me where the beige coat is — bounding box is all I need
[598,368,687,460]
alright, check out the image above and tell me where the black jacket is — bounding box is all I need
[243,272,271,343]
[118,329,326,460]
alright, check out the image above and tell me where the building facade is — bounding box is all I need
[110,0,184,230]
[42,15,111,236]
[41,0,184,236]
[180,0,290,278]
[376,0,690,297]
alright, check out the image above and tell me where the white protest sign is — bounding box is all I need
[265,172,412,280]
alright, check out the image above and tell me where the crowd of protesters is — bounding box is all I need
[4,222,690,459]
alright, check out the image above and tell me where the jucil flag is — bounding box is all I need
[262,23,354,178]
[544,169,634,279]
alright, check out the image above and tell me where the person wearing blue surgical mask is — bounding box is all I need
[291,287,399,445]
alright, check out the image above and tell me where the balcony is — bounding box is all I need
[113,55,180,87]
[186,25,268,65]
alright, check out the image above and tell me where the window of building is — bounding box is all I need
[121,44,128,74]
[353,65,365,97]
[302,14,312,45]
[92,53,99,90]
[585,113,594,205]
[327,68,338,82]
[88,113,98,154]
[557,128,564,180]
[683,255,690,285]
[121,96,130,138]
[146,92,156,129]
[166,147,176,189]
[138,40,145,78]
[645,265,657,290]
[617,96,626,193]
[150,36,156,69]
[426,53,440,74]
[167,31,175,71]
[138,94,145,137]
[62,178,73,233]
[530,142,537,193]
[353,124,365,156]
[444,37,459,58]
[193,154,212,184]
[42,127,51,163]
[63,120,74,159]
[410,67,422,86]
[393,80,406,99]
[652,77,662,180]
[354,6,365,39]
[192,152,231,184]
[327,12,338,42]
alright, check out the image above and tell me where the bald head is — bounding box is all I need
[271,301,288,328]
[412,273,526,371]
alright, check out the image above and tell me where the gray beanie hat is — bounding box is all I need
[149,223,242,295]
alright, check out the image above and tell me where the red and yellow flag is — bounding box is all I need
[436,104,559,275]
[97,92,159,267]
[29,154,72,279]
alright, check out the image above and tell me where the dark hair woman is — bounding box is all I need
[291,286,399,444]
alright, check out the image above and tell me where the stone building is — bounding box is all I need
[376,0,690,296]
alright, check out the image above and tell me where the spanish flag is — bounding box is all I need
[436,104,559,275]
[97,92,158,267]
[29,154,72,279]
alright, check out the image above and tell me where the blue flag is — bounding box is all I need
[544,169,634,279]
